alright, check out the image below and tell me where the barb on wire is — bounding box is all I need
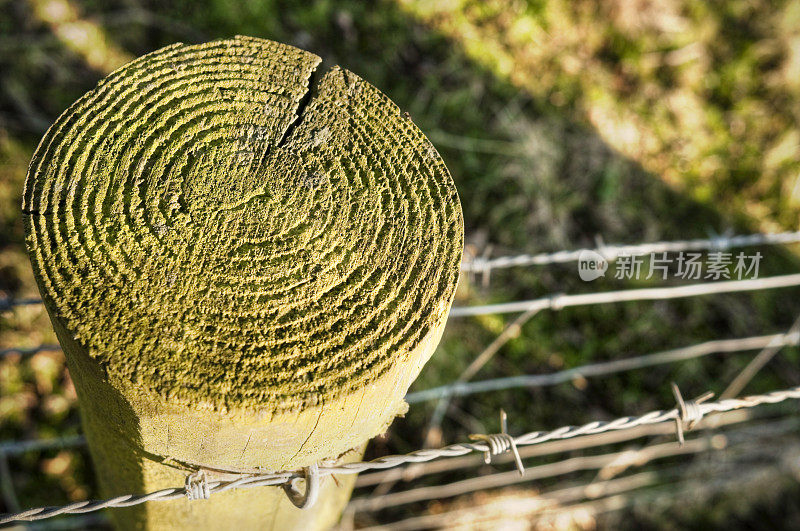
[670,383,714,445]
[461,230,800,273]
[2,385,799,525]
[184,471,210,501]
[469,410,524,475]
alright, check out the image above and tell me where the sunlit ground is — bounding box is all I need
[1,0,799,528]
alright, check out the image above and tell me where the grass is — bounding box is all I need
[1,0,799,527]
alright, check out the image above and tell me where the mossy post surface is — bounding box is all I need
[23,36,463,530]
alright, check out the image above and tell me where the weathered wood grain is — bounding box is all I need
[23,36,463,530]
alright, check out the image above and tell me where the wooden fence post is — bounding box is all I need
[23,36,463,530]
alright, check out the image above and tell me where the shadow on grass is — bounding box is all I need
[0,0,799,525]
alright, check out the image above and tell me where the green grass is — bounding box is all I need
[1,0,800,527]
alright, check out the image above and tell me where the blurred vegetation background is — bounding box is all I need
[1,0,800,528]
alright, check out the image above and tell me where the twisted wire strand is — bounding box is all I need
[449,273,800,317]
[4,385,796,524]
[0,435,85,456]
[461,230,800,272]
[2,331,796,459]
[0,475,294,524]
[405,331,800,404]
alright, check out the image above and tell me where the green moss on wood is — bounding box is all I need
[23,36,463,414]
[23,36,462,530]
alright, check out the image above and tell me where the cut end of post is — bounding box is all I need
[24,35,463,415]
[23,36,463,529]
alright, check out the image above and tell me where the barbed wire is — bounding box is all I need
[0,474,294,525]
[3,230,800,525]
[0,435,85,457]
[347,416,800,513]
[2,384,798,525]
[461,230,800,273]
[354,404,784,488]
[349,438,714,513]
[405,331,800,404]
[1,330,797,459]
[449,273,800,317]
[7,404,784,530]
[363,425,799,530]
[3,231,799,312]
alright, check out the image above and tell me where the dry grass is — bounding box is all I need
[1,0,799,527]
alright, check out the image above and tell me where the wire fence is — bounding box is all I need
[3,329,798,460]
[347,415,800,512]
[353,404,786,488]
[4,230,800,312]
[2,230,800,526]
[2,384,798,524]
[359,416,800,529]
[406,330,800,403]
[4,329,798,461]
[425,273,800,449]
[460,230,800,272]
[449,273,800,317]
